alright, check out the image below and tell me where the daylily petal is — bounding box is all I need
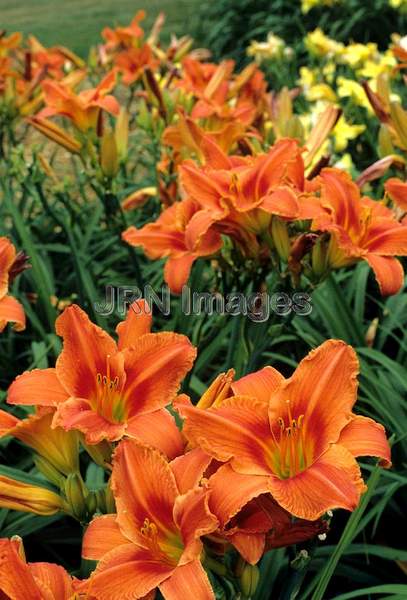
[55,304,117,398]
[30,562,74,600]
[123,332,196,417]
[171,448,213,495]
[82,514,130,560]
[164,255,196,294]
[338,414,391,467]
[225,531,265,565]
[174,487,218,564]
[53,398,126,444]
[267,444,365,520]
[0,408,19,434]
[0,539,41,600]
[126,408,184,460]
[88,544,174,600]
[207,464,270,528]
[8,368,70,407]
[159,559,214,600]
[269,340,359,454]
[111,440,178,544]
[0,237,16,298]
[260,187,299,218]
[385,177,407,211]
[0,295,25,332]
[364,254,404,296]
[231,366,284,403]
[177,396,273,475]
[364,221,407,255]
[116,299,152,350]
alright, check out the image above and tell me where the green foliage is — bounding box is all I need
[196,0,407,65]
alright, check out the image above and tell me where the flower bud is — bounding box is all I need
[311,237,328,277]
[34,456,65,488]
[271,217,290,262]
[115,108,129,161]
[64,474,88,521]
[100,130,119,178]
[239,563,260,598]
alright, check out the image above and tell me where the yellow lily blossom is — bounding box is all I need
[337,77,372,111]
[340,42,378,68]
[305,83,337,103]
[333,115,366,151]
[305,28,343,57]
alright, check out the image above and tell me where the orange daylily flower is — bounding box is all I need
[122,197,223,293]
[27,35,84,81]
[82,440,218,600]
[176,340,391,521]
[385,177,407,212]
[0,409,79,476]
[102,10,146,52]
[0,237,26,333]
[313,168,407,295]
[179,138,322,245]
[40,70,119,131]
[0,537,81,600]
[8,300,195,454]
[162,111,249,165]
[115,44,158,85]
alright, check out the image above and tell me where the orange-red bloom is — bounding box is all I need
[102,10,146,52]
[40,70,119,131]
[115,44,158,85]
[0,237,26,333]
[313,168,407,295]
[83,440,218,600]
[8,301,195,454]
[123,197,223,293]
[0,537,80,600]
[176,340,391,521]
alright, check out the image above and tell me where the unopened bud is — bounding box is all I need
[34,456,65,488]
[64,474,88,521]
[378,124,394,158]
[365,317,379,347]
[239,563,260,598]
[115,108,129,161]
[100,130,119,178]
[271,217,290,262]
[311,237,328,277]
[81,438,112,468]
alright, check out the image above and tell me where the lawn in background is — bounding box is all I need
[0,0,202,56]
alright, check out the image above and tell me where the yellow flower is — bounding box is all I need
[357,54,396,80]
[322,61,336,83]
[337,77,372,111]
[390,0,407,9]
[301,0,340,14]
[333,153,354,171]
[340,42,377,67]
[306,83,337,103]
[247,32,291,62]
[305,28,344,57]
[298,66,317,90]
[333,115,366,151]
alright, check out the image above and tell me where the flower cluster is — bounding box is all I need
[0,301,391,598]
[0,8,403,599]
